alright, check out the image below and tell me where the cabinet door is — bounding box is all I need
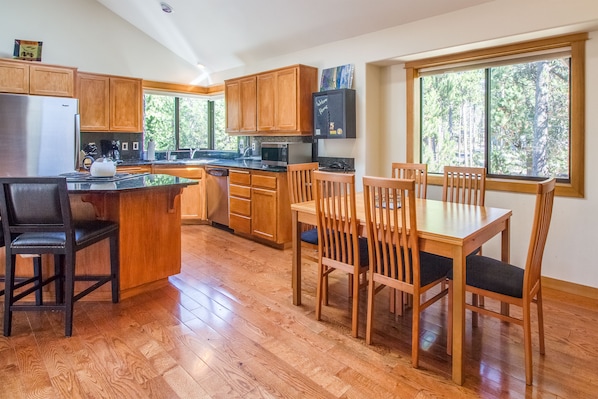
[275,67,298,131]
[110,77,142,132]
[225,79,241,132]
[78,73,110,131]
[257,72,276,131]
[29,64,75,97]
[251,187,277,241]
[152,166,206,221]
[0,60,29,94]
[239,76,257,132]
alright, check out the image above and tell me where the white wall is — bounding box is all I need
[2,0,598,289]
[0,0,201,83]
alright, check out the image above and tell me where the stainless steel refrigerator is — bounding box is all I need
[0,93,80,177]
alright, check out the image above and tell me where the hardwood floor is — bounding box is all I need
[1,224,598,398]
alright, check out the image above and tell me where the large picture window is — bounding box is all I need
[144,92,237,152]
[406,33,586,197]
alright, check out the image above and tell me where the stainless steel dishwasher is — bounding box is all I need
[206,167,230,227]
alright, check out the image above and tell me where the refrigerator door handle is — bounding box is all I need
[75,114,81,170]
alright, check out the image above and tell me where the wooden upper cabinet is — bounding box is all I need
[225,76,256,133]
[256,72,276,131]
[256,65,317,135]
[110,77,142,132]
[78,72,142,132]
[0,59,75,97]
[226,64,317,136]
[225,79,241,132]
[78,73,110,131]
[274,67,299,131]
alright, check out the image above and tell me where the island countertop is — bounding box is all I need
[65,172,198,193]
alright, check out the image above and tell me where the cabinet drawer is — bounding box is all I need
[252,174,277,189]
[230,197,251,216]
[229,184,251,198]
[230,214,251,234]
[230,170,251,185]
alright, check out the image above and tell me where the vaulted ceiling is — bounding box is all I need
[94,0,493,76]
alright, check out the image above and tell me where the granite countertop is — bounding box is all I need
[66,173,198,193]
[118,158,287,172]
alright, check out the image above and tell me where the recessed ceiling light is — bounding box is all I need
[160,2,173,13]
[197,63,205,69]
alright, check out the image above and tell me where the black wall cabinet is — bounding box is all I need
[313,89,356,139]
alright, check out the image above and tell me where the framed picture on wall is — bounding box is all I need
[13,39,43,61]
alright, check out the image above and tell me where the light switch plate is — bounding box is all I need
[121,142,129,151]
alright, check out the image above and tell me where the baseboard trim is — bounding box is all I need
[542,276,598,300]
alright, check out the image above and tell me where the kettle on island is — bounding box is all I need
[89,157,117,177]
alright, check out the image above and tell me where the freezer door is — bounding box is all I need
[0,93,79,177]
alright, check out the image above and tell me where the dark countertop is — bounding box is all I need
[118,158,287,172]
[66,173,198,193]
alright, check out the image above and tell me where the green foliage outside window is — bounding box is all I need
[144,94,237,152]
[421,57,570,180]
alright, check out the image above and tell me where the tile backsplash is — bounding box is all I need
[81,132,143,160]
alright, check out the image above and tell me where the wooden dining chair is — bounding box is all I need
[363,176,452,367]
[442,166,486,206]
[390,163,428,314]
[391,162,428,199]
[447,177,556,385]
[313,171,369,338]
[442,165,487,303]
[287,162,322,295]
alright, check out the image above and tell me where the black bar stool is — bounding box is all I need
[0,177,120,337]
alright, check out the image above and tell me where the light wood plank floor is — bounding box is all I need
[1,224,598,398]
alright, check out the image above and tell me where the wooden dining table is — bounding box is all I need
[290,194,512,385]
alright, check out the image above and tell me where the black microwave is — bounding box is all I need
[261,142,312,167]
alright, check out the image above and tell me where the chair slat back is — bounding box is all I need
[0,177,72,236]
[442,166,486,206]
[313,171,359,266]
[287,162,319,204]
[391,162,428,199]
[363,176,419,287]
[524,178,556,296]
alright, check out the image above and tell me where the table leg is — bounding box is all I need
[451,247,466,385]
[501,218,511,316]
[292,210,302,306]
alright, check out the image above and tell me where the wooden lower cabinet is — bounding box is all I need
[151,165,206,223]
[229,168,291,246]
[229,169,252,234]
[117,165,152,174]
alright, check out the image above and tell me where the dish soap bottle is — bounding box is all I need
[147,139,156,161]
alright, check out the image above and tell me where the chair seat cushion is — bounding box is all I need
[321,233,369,266]
[11,220,118,249]
[419,251,453,286]
[375,246,451,286]
[447,255,524,298]
[300,228,318,245]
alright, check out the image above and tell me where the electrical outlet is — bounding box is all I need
[132,141,139,150]
[121,142,129,151]
[252,142,256,151]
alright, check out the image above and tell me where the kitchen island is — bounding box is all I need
[67,173,197,300]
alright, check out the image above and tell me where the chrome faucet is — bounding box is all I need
[190,147,198,159]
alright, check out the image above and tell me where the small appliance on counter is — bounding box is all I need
[100,139,121,161]
[261,142,312,167]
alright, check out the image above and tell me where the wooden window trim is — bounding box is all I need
[405,33,587,197]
